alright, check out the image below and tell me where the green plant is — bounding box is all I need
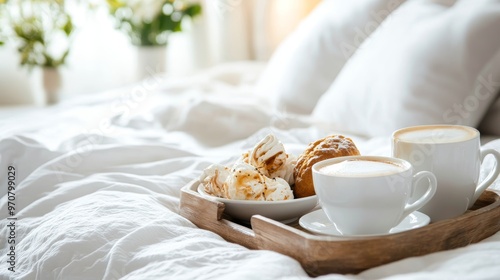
[107,0,202,46]
[3,0,74,68]
[0,0,6,46]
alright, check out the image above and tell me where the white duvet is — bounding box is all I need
[1,63,500,280]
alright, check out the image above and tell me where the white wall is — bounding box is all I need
[0,46,38,105]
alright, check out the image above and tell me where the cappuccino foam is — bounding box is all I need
[319,159,404,177]
[395,126,476,144]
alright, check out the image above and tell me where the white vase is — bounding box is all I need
[206,0,252,63]
[42,67,62,105]
[136,46,167,80]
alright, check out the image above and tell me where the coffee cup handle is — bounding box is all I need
[471,149,500,205]
[400,171,437,222]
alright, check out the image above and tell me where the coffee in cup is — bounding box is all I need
[392,125,500,221]
[312,156,437,235]
[319,158,405,177]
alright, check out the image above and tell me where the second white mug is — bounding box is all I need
[392,125,500,221]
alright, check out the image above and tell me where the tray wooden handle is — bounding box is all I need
[180,185,257,249]
[180,180,500,276]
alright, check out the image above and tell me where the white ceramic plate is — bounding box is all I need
[299,209,430,238]
[197,184,318,223]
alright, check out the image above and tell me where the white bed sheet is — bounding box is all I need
[1,63,500,280]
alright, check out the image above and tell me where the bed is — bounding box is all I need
[0,60,499,279]
[2,0,500,279]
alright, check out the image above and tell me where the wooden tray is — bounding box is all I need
[179,180,500,276]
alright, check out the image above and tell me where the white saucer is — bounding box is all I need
[299,209,430,238]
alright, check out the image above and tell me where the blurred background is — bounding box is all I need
[0,0,320,106]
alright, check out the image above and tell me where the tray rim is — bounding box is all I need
[179,179,500,275]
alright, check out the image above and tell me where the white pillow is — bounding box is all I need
[255,0,406,114]
[312,0,500,137]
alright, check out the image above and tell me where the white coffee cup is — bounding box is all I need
[312,156,437,235]
[392,125,500,221]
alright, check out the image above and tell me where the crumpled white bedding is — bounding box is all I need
[1,63,500,280]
